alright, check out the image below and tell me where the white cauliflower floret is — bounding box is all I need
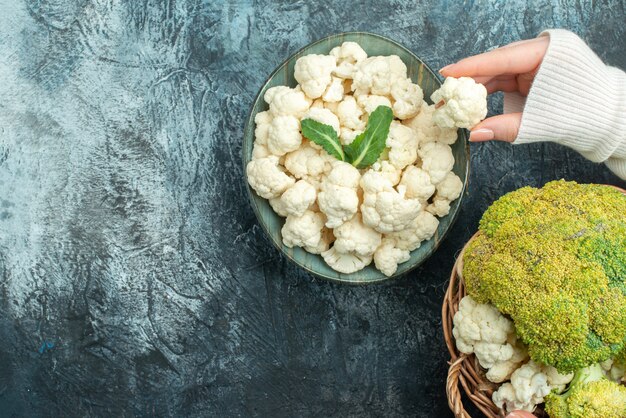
[600,359,626,382]
[436,172,464,200]
[339,128,362,145]
[279,180,317,217]
[267,115,302,156]
[359,168,392,192]
[386,121,419,169]
[352,55,407,96]
[318,162,361,228]
[427,200,453,218]
[610,361,626,382]
[265,86,312,118]
[307,227,334,254]
[355,94,392,115]
[543,365,574,393]
[360,171,421,233]
[322,76,344,102]
[600,358,613,372]
[492,361,555,413]
[387,211,439,251]
[330,41,367,79]
[453,296,513,360]
[431,76,487,129]
[399,166,435,202]
[485,335,529,384]
[247,156,295,199]
[301,107,341,134]
[390,78,423,120]
[426,172,463,217]
[370,160,402,185]
[453,296,529,384]
[294,54,337,99]
[612,363,626,382]
[254,110,272,146]
[403,103,458,145]
[373,238,410,277]
[264,85,289,104]
[321,246,372,274]
[269,197,289,217]
[336,96,365,131]
[327,161,361,189]
[418,141,454,185]
[333,213,382,257]
[282,210,329,254]
[252,143,271,160]
[284,143,332,180]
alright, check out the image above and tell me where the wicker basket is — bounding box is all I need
[442,232,515,418]
[442,185,626,418]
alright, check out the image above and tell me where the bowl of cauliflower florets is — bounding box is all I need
[243,32,485,283]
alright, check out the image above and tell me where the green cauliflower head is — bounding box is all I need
[545,364,626,418]
[463,180,626,373]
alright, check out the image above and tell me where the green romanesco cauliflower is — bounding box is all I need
[544,363,626,418]
[463,180,626,373]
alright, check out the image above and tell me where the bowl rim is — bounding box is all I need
[242,31,471,284]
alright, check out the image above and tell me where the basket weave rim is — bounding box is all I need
[442,185,626,418]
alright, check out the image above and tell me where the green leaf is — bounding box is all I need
[301,119,345,161]
[344,105,393,168]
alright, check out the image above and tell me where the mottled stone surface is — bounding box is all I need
[0,1,624,417]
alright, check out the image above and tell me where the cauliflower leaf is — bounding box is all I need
[301,118,345,161]
[344,105,393,168]
[302,105,393,169]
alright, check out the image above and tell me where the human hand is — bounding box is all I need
[439,37,549,143]
[505,411,535,418]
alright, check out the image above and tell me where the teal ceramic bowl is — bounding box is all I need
[243,32,469,284]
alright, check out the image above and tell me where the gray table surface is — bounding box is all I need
[1,1,625,417]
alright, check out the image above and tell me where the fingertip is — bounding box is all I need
[506,412,536,418]
[446,55,477,76]
[469,128,494,142]
[439,63,455,76]
[474,113,523,143]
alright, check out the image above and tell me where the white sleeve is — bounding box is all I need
[510,29,626,180]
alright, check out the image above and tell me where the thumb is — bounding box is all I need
[506,411,536,418]
[469,112,522,143]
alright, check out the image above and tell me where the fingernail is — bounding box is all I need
[506,413,528,418]
[469,128,494,142]
[439,64,454,75]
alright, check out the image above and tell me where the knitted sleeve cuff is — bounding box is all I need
[512,29,626,179]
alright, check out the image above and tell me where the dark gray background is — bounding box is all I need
[0,1,624,417]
